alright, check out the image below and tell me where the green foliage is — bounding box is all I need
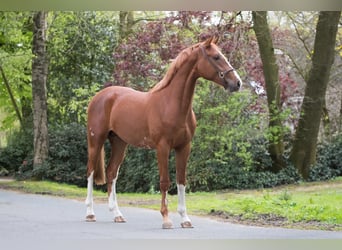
[0,128,33,174]
[188,85,265,190]
[2,100,337,192]
[10,83,301,191]
[1,11,341,193]
[116,148,179,194]
[16,123,88,186]
[47,11,118,124]
[116,147,160,193]
[184,84,302,191]
[0,12,33,131]
[266,101,291,144]
[309,134,342,181]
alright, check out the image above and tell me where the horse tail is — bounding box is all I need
[94,147,106,185]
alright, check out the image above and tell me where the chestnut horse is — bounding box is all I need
[85,36,242,229]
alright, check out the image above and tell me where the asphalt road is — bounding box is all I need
[1,189,342,239]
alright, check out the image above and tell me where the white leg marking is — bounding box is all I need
[177,184,191,223]
[108,177,123,218]
[85,171,95,217]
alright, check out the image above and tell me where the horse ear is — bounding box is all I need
[204,36,214,48]
[212,36,219,44]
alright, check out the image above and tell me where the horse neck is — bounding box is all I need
[158,60,198,116]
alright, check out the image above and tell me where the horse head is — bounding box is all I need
[197,36,242,92]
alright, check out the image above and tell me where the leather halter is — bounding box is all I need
[200,45,235,84]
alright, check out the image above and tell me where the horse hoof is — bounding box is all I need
[162,221,173,229]
[114,216,126,223]
[85,215,96,222]
[181,221,193,228]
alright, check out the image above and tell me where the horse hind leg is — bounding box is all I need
[85,129,107,222]
[85,148,102,222]
[106,134,127,223]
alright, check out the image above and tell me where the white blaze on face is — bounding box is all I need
[233,70,243,87]
[218,49,243,88]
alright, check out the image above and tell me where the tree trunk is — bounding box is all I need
[321,103,331,142]
[290,11,341,179]
[32,11,49,168]
[119,11,134,40]
[340,91,342,134]
[252,11,284,172]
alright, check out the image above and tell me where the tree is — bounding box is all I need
[32,11,48,168]
[47,11,117,124]
[119,11,135,41]
[0,12,33,132]
[0,64,23,128]
[290,11,341,179]
[252,11,284,172]
[277,12,342,141]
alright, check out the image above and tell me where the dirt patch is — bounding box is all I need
[0,177,15,182]
[209,209,342,231]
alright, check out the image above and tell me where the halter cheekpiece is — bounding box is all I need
[200,45,235,82]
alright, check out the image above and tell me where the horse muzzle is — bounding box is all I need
[224,78,241,93]
[219,69,241,93]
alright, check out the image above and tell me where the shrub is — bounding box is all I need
[16,123,88,186]
[309,134,342,181]
[7,98,342,192]
[185,85,301,191]
[0,129,33,175]
[187,139,301,191]
[117,147,179,194]
[116,147,159,193]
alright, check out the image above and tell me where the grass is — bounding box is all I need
[1,177,341,231]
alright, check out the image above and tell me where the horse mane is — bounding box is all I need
[150,43,201,93]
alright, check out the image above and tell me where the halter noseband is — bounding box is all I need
[200,45,235,83]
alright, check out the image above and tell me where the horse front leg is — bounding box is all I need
[157,143,172,229]
[175,143,193,228]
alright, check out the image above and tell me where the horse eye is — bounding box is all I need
[213,55,220,61]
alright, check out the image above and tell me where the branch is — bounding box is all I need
[286,12,312,58]
[279,48,308,82]
[0,64,23,128]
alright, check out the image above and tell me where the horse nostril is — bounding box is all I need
[237,81,241,88]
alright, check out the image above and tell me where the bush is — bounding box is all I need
[6,97,341,192]
[184,85,302,191]
[12,122,174,192]
[16,123,88,186]
[309,134,342,181]
[0,129,33,175]
[116,147,159,193]
[187,138,301,191]
[117,147,179,194]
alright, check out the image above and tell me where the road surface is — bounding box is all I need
[0,189,341,239]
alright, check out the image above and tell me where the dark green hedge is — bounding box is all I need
[1,122,341,192]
